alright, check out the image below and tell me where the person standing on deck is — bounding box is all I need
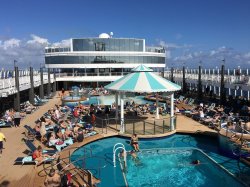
[0,130,6,156]
[14,111,21,127]
[61,88,65,98]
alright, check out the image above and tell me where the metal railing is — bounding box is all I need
[95,115,176,135]
[124,116,176,135]
[166,72,250,85]
[0,73,54,97]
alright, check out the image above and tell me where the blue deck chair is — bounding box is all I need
[35,95,48,103]
[34,98,43,106]
[14,156,54,165]
[24,139,57,155]
[24,125,41,140]
[0,121,12,128]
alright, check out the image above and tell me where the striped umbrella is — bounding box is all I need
[105,65,181,93]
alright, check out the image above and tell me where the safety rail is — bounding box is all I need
[0,73,54,97]
[38,146,102,187]
[38,146,93,176]
[124,116,176,135]
[221,118,250,160]
[63,155,107,178]
[167,72,250,86]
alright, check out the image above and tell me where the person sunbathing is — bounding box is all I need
[32,145,55,166]
[203,114,220,124]
[75,128,84,142]
[56,129,66,141]
[59,120,67,129]
[84,123,94,132]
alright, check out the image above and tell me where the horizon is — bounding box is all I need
[0,0,250,69]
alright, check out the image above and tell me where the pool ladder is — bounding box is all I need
[113,143,127,167]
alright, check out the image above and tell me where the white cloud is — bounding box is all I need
[1,38,21,49]
[1,35,249,69]
[157,40,192,50]
[168,46,250,68]
[0,34,71,69]
[27,34,49,45]
[51,39,71,47]
[244,52,250,59]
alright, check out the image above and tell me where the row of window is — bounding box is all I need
[72,38,144,52]
[45,56,165,64]
[59,68,164,73]
[45,47,70,53]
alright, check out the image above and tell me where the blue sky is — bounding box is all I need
[0,0,250,69]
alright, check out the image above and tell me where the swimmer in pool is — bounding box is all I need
[191,160,200,165]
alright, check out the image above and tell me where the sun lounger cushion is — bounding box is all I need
[88,131,97,136]
[84,131,97,138]
[19,156,53,165]
[14,157,35,165]
[64,138,73,145]
[49,139,67,151]
[22,156,33,164]
[0,122,11,128]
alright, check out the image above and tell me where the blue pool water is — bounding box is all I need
[125,148,243,187]
[64,95,167,109]
[84,95,156,106]
[71,134,249,187]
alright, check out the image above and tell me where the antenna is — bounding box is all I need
[110,32,113,38]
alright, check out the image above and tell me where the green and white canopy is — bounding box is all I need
[105,65,181,93]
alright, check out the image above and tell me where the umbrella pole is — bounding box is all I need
[170,93,175,130]
[120,92,124,133]
[155,93,160,119]
[115,92,118,119]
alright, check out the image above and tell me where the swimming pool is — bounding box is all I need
[84,95,156,106]
[125,148,243,187]
[71,134,249,187]
[63,94,166,109]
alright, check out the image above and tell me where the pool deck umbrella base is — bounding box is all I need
[104,64,181,133]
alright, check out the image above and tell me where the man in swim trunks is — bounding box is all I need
[130,134,140,151]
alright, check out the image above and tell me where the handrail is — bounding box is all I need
[62,155,107,172]
[113,143,127,168]
[39,146,92,176]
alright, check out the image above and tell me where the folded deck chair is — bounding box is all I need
[14,156,54,165]
[24,139,57,155]
[24,125,41,140]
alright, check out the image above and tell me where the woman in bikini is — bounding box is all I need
[32,145,54,166]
